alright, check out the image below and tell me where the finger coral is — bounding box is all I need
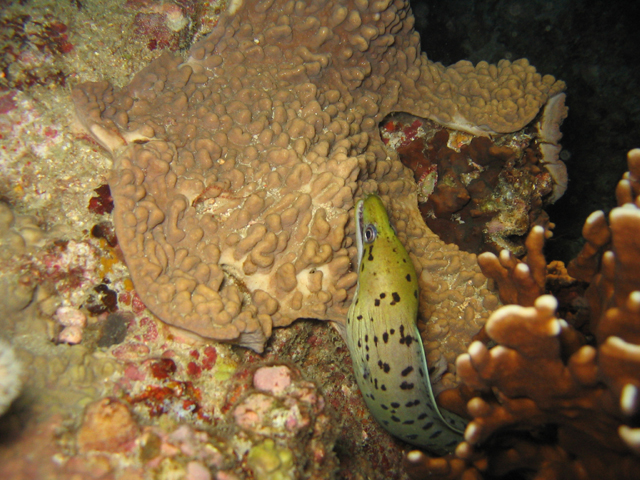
[72,0,565,357]
[405,149,640,480]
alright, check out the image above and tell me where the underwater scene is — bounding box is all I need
[1,0,639,478]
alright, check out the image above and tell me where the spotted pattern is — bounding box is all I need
[346,195,468,456]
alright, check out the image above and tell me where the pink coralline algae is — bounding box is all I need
[229,363,338,477]
[253,364,292,395]
[55,306,87,344]
[55,306,87,328]
[234,366,313,434]
[4,238,103,312]
[0,14,73,89]
[137,316,160,342]
[112,341,151,361]
[120,354,211,421]
[186,345,217,379]
[101,314,226,425]
[0,398,232,479]
[56,325,83,344]
[127,0,200,51]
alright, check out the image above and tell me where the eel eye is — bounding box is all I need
[364,225,377,243]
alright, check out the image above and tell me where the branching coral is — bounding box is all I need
[405,149,640,480]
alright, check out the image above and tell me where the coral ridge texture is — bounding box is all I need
[72,0,565,352]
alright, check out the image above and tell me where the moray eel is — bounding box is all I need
[346,194,468,455]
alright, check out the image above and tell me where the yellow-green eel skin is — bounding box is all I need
[346,194,468,455]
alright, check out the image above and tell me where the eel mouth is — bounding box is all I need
[356,199,364,229]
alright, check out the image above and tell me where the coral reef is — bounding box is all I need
[0,353,339,479]
[0,401,230,479]
[0,199,383,478]
[0,13,74,90]
[404,149,640,479]
[412,0,640,266]
[4,0,638,478]
[230,363,338,478]
[126,0,200,52]
[72,0,564,361]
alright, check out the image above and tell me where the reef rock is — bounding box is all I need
[72,0,565,354]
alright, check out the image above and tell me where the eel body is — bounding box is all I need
[346,194,468,455]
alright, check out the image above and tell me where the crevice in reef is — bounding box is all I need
[380,112,558,256]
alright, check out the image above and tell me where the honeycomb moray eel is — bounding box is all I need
[346,194,468,455]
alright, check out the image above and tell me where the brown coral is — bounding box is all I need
[72,0,565,353]
[77,397,140,453]
[405,149,640,480]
